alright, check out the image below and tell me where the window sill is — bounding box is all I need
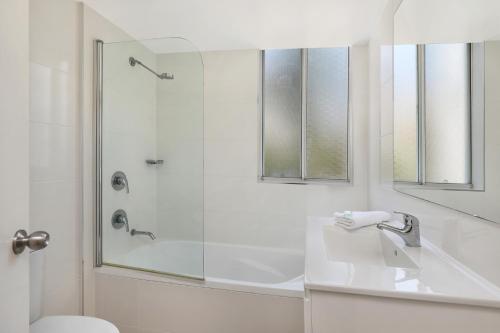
[259,176,352,186]
[393,181,483,191]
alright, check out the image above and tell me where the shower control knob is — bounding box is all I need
[12,230,50,255]
[111,171,130,193]
[112,209,130,232]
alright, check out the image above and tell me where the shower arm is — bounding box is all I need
[129,57,174,80]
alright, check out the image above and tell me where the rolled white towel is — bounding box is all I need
[334,211,391,230]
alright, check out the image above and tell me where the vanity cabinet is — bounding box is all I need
[305,289,500,333]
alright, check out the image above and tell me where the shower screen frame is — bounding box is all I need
[95,39,104,267]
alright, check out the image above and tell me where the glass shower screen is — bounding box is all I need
[95,38,204,279]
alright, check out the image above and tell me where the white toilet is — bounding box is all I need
[29,251,119,333]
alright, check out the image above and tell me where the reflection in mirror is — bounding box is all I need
[393,44,418,183]
[392,0,500,222]
[424,43,471,185]
[394,42,483,188]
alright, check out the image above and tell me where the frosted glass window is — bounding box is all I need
[306,48,349,179]
[393,43,473,186]
[393,45,418,182]
[262,49,302,178]
[425,43,471,184]
[262,47,350,182]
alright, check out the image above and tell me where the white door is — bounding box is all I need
[0,0,30,332]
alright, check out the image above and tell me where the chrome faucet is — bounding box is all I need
[376,211,421,247]
[130,229,156,240]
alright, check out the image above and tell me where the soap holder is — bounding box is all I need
[146,159,164,166]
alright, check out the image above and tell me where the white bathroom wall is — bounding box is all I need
[154,48,370,251]
[29,0,82,316]
[201,48,369,251]
[368,0,500,288]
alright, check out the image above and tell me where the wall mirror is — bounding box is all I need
[393,0,500,222]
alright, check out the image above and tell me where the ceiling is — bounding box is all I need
[395,0,500,44]
[81,0,389,51]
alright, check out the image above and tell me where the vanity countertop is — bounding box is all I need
[305,217,500,308]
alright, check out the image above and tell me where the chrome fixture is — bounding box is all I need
[111,209,129,232]
[146,159,164,165]
[129,56,174,80]
[12,230,50,255]
[111,171,129,193]
[95,39,104,267]
[377,212,421,247]
[130,229,156,240]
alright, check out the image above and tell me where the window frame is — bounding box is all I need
[258,48,353,185]
[393,43,485,191]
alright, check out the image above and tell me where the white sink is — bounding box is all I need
[305,217,500,308]
[322,224,418,269]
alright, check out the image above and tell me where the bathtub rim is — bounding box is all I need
[95,265,305,298]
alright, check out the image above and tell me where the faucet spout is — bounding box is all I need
[130,229,156,240]
[376,211,421,247]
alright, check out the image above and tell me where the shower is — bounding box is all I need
[95,38,204,279]
[129,56,175,80]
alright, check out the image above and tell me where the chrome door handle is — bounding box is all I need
[12,230,50,255]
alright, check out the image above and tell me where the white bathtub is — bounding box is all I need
[105,240,304,297]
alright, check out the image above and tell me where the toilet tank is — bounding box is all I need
[30,250,45,323]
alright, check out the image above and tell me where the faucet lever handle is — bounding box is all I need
[111,209,129,232]
[393,211,419,226]
[122,176,130,194]
[111,171,130,194]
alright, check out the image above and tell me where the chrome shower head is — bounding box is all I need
[159,72,174,80]
[128,56,174,80]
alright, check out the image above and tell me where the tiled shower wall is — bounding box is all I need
[156,48,370,251]
[101,40,158,261]
[156,52,204,244]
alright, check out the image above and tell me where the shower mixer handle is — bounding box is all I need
[112,209,130,232]
[111,171,129,193]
